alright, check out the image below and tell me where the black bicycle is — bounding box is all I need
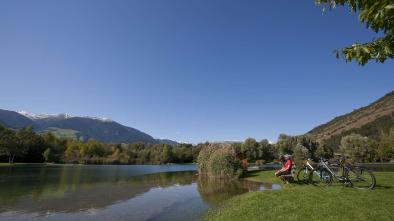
[309,157,376,190]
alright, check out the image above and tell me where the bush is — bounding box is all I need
[197,144,216,174]
[197,143,243,179]
[340,133,370,163]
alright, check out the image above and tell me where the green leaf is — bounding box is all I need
[384,4,394,10]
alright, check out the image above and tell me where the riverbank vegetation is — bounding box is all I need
[1,123,393,165]
[205,170,394,221]
[197,143,243,179]
[0,125,200,164]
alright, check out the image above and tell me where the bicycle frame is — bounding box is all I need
[307,158,375,189]
[302,159,314,174]
[319,159,348,182]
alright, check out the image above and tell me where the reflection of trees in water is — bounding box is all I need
[196,176,262,205]
[0,167,196,214]
[0,166,279,217]
[126,171,195,187]
[0,165,85,207]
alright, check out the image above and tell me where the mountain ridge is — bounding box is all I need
[307,90,394,140]
[0,109,176,144]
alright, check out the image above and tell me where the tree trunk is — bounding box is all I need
[9,153,15,164]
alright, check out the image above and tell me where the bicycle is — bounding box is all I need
[309,157,376,190]
[296,158,315,183]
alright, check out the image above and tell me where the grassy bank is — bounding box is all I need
[206,170,394,221]
[0,162,55,167]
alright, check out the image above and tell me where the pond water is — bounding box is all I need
[0,164,280,221]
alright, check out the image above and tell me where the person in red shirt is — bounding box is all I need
[275,154,293,182]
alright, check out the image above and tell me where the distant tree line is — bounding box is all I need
[266,131,393,165]
[0,124,200,164]
[205,131,393,171]
[1,123,393,165]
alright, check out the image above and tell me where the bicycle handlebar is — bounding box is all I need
[320,157,328,162]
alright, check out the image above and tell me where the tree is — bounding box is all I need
[297,135,319,160]
[275,134,297,157]
[315,142,334,159]
[42,132,66,163]
[160,145,173,164]
[17,126,46,163]
[293,143,310,167]
[0,123,201,164]
[259,139,276,162]
[377,128,394,161]
[15,126,38,162]
[316,0,394,65]
[64,140,82,162]
[242,138,259,160]
[340,133,370,162]
[43,148,56,163]
[81,140,106,158]
[0,126,17,163]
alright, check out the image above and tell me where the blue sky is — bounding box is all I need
[0,0,393,143]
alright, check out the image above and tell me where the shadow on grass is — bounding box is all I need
[374,184,392,189]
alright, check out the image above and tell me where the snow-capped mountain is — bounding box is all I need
[18,111,74,120]
[18,110,113,122]
[0,108,169,144]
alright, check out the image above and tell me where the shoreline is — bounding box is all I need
[0,162,197,166]
[205,170,394,221]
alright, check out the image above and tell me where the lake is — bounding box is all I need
[0,164,280,221]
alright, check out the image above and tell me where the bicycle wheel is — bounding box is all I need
[346,166,376,190]
[309,167,333,187]
[297,167,309,183]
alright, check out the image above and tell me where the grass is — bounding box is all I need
[205,170,394,221]
[40,127,80,140]
[0,162,61,166]
[0,163,12,166]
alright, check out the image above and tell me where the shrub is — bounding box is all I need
[197,143,243,179]
[340,133,370,163]
[197,144,216,174]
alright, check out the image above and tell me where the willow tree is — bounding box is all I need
[316,0,394,65]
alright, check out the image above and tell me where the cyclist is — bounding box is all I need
[275,154,293,182]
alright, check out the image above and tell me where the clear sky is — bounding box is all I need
[0,0,393,143]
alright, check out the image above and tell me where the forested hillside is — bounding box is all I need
[308,91,394,140]
[305,91,394,161]
[0,109,173,144]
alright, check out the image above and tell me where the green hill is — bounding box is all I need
[0,109,169,144]
[308,91,394,149]
[39,127,82,140]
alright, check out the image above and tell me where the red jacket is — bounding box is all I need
[283,159,292,171]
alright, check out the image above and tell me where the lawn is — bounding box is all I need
[205,170,394,221]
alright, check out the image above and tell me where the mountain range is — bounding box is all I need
[307,90,394,147]
[1,90,393,145]
[0,109,175,144]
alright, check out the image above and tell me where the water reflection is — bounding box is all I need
[0,165,279,221]
[197,176,279,205]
